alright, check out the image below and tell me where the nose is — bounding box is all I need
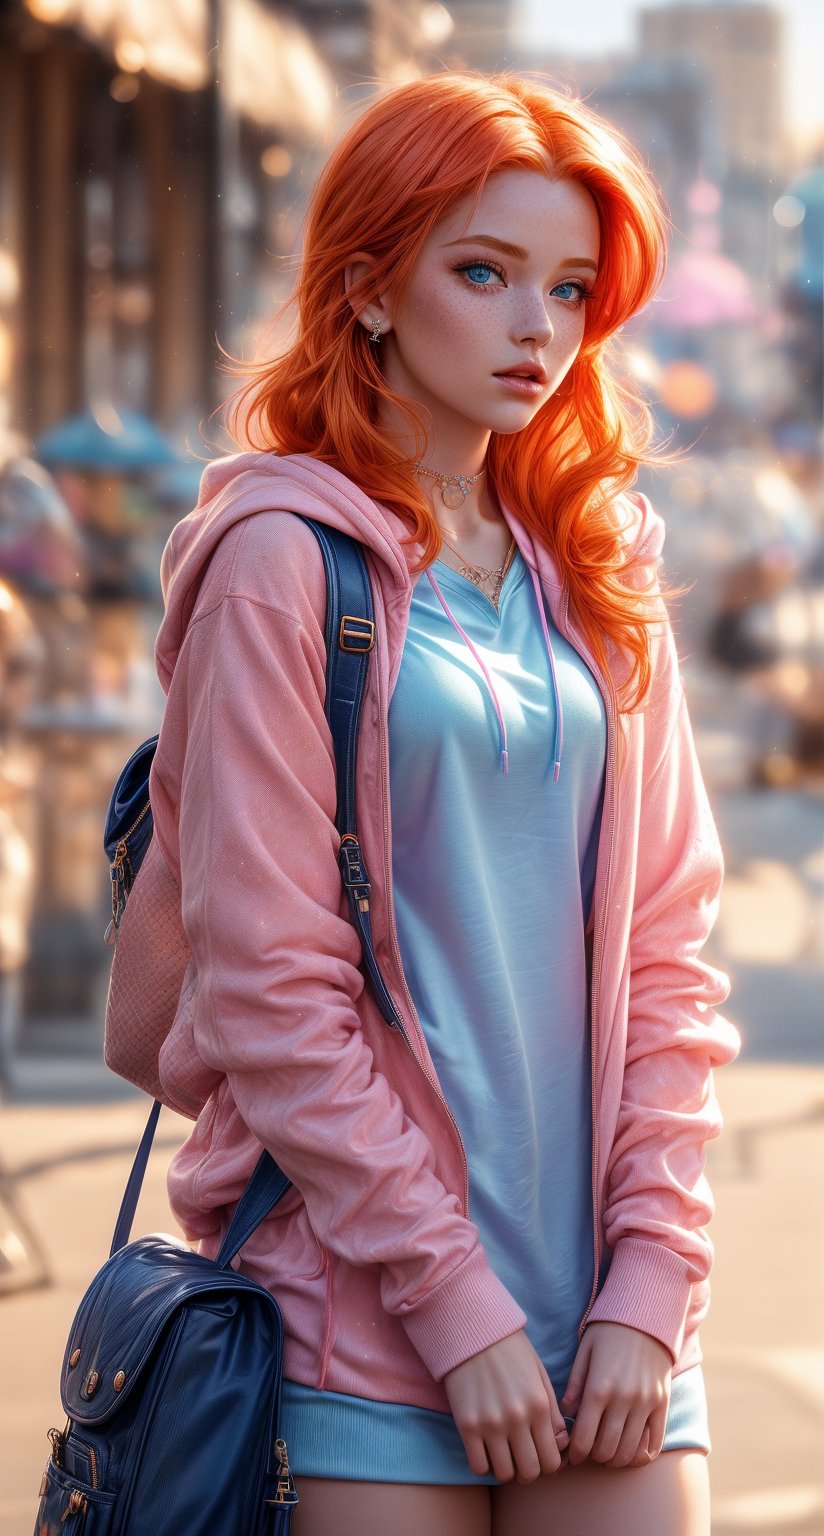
[513,293,553,348]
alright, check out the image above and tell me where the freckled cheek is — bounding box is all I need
[408,275,496,343]
[410,286,481,348]
[554,315,587,366]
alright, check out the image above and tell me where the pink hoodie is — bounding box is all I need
[134,450,740,1412]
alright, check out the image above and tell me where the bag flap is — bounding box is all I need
[103,735,157,864]
[61,1233,282,1425]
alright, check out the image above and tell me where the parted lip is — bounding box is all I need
[494,362,548,384]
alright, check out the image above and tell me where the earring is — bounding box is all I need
[369,318,382,344]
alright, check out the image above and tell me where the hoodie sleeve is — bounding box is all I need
[581,498,741,1365]
[167,532,528,1379]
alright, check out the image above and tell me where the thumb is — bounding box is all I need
[559,1337,592,1414]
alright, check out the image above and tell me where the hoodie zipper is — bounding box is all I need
[376,669,472,1220]
[556,587,618,1341]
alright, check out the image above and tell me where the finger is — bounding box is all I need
[590,1403,629,1464]
[484,1432,516,1484]
[559,1338,591,1416]
[535,1356,570,1443]
[567,1388,604,1466]
[530,1413,566,1478]
[646,1397,669,1460]
[607,1407,652,1469]
[460,1429,492,1479]
[626,1422,651,1469]
[508,1423,543,1484]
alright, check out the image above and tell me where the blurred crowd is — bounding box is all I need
[0,435,183,1084]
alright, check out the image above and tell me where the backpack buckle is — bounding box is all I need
[339,835,371,910]
[339,615,375,652]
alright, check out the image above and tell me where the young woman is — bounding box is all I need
[142,71,741,1536]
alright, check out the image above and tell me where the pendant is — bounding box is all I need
[440,481,466,511]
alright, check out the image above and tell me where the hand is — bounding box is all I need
[442,1328,570,1483]
[559,1321,673,1469]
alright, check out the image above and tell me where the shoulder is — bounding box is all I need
[199,510,328,631]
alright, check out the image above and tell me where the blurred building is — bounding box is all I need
[0,0,339,445]
[581,56,707,239]
[639,1,787,278]
[287,0,457,87]
[435,0,519,71]
[774,165,824,424]
[640,1,785,177]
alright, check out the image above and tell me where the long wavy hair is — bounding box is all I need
[223,71,676,711]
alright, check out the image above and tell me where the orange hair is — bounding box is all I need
[223,71,676,710]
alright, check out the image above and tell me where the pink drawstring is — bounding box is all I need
[425,559,564,783]
[528,566,563,782]
[426,569,510,774]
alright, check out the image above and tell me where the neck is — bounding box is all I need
[377,391,491,482]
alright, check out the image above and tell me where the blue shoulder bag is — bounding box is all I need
[33,519,400,1536]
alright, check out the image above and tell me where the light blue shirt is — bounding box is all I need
[277,551,708,1477]
[387,548,607,1391]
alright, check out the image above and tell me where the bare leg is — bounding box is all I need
[491,1449,711,1536]
[291,1477,491,1536]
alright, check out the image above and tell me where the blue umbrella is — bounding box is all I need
[35,404,183,472]
[151,460,209,504]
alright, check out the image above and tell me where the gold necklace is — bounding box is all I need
[438,530,517,610]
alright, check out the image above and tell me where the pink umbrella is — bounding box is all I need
[652,248,759,329]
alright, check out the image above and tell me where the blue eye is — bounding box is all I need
[456,261,505,288]
[553,281,592,305]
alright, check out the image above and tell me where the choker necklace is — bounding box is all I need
[414,460,485,511]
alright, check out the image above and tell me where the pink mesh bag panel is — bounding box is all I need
[103,836,219,1118]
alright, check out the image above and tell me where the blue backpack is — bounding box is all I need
[34,519,399,1536]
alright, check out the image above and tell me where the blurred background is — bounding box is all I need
[0,2,822,1532]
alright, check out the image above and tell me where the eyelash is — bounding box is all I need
[454,260,593,305]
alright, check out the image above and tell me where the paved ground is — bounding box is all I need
[2,673,823,1534]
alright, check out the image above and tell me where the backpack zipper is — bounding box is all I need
[106,800,152,941]
[112,797,151,867]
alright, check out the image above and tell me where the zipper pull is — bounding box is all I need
[48,1426,64,1466]
[268,1438,298,1506]
[60,1487,88,1521]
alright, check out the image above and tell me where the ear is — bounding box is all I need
[343,252,393,339]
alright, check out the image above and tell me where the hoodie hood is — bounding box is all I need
[155,451,419,694]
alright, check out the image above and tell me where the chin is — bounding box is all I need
[484,403,550,435]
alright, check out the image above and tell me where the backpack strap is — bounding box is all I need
[302,519,409,1041]
[111,519,403,1264]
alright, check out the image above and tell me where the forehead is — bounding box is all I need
[430,168,601,258]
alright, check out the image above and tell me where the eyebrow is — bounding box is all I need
[442,235,598,272]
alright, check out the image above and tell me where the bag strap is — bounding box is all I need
[111,519,397,1265]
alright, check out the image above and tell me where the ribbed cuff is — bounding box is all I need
[583,1237,694,1366]
[401,1246,528,1382]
